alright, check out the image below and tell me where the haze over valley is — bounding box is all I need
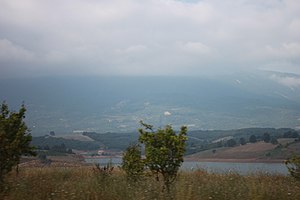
[1,70,300,136]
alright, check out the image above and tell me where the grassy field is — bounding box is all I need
[186,140,300,161]
[1,166,300,200]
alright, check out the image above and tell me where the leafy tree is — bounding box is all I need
[121,144,144,181]
[0,102,36,184]
[138,121,187,191]
[226,139,237,147]
[263,132,271,143]
[285,155,300,180]
[51,143,67,153]
[249,135,257,143]
[283,131,299,138]
[67,148,73,154]
[239,137,246,145]
[270,137,278,145]
[49,131,55,136]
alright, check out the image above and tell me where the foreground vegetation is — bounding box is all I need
[1,166,300,200]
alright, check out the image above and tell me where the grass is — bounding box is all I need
[1,167,300,200]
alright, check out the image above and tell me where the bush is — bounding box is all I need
[285,155,300,180]
[121,144,144,181]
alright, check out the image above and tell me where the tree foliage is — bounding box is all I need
[283,131,299,138]
[270,137,278,145]
[0,102,36,184]
[239,137,246,145]
[226,139,237,147]
[138,121,187,190]
[121,144,144,181]
[249,135,257,143]
[263,132,271,143]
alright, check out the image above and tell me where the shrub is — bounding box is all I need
[121,144,144,181]
[285,155,300,180]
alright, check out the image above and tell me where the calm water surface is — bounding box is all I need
[85,157,288,175]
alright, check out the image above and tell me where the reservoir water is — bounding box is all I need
[85,157,288,175]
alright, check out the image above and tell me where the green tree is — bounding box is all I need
[263,132,271,143]
[121,144,144,181]
[138,121,187,191]
[0,102,36,185]
[226,139,237,147]
[283,131,299,138]
[270,137,278,145]
[249,135,257,143]
[239,137,246,145]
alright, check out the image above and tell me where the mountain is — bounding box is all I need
[0,70,300,136]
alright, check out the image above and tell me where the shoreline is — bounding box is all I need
[184,157,285,163]
[84,155,286,164]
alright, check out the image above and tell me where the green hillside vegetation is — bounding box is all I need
[82,132,139,150]
[31,128,299,160]
[31,136,101,151]
[186,128,297,154]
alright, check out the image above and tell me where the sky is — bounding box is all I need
[0,0,300,78]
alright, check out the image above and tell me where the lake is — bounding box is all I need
[85,157,289,175]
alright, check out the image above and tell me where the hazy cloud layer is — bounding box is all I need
[271,74,300,87]
[0,0,299,77]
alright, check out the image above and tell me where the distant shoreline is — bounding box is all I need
[84,155,286,164]
[184,158,285,163]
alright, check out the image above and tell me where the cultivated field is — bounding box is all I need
[186,141,300,162]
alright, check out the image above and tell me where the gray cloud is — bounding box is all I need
[0,0,299,77]
[270,74,300,88]
[0,39,35,61]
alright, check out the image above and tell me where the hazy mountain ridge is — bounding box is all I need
[1,71,300,136]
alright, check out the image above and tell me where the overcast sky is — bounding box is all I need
[0,0,299,78]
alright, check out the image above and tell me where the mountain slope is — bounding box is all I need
[1,71,300,135]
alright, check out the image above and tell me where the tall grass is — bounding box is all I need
[1,167,300,200]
